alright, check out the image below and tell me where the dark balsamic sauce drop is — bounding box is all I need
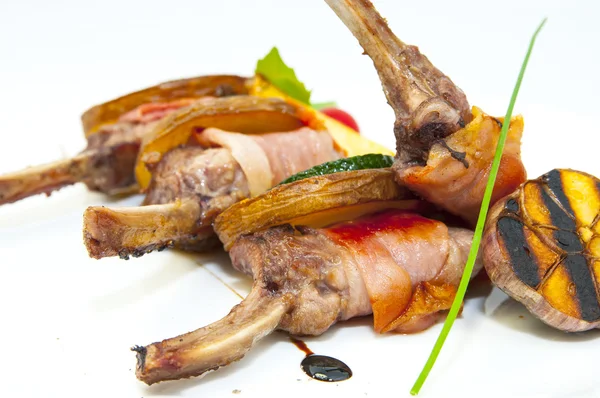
[300,355,353,382]
[290,337,352,382]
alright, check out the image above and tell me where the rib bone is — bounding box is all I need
[83,147,250,258]
[83,198,212,259]
[325,0,472,163]
[83,125,341,259]
[134,288,289,385]
[0,126,142,205]
[0,154,89,205]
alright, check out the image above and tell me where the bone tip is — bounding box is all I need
[131,345,151,383]
[82,206,121,259]
[132,344,183,386]
[82,224,115,260]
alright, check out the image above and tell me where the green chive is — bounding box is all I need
[409,18,547,396]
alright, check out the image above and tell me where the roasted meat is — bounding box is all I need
[130,170,479,384]
[134,207,480,384]
[83,147,246,258]
[484,169,600,332]
[325,0,527,224]
[83,103,341,259]
[0,75,247,205]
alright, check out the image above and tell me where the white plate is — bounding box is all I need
[1,1,599,397]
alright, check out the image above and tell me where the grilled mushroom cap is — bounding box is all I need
[483,169,600,332]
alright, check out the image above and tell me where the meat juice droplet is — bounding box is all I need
[290,337,352,382]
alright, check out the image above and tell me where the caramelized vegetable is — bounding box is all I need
[215,168,419,250]
[483,169,600,331]
[82,75,249,136]
[135,96,320,189]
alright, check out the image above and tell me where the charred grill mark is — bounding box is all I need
[563,254,600,321]
[505,198,519,213]
[537,170,600,321]
[118,241,175,260]
[492,117,503,128]
[131,345,148,372]
[543,170,576,219]
[554,230,583,252]
[497,216,541,288]
[540,186,575,232]
[437,140,469,168]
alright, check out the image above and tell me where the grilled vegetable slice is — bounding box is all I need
[215,168,420,250]
[483,169,600,332]
[82,75,249,136]
[279,154,393,185]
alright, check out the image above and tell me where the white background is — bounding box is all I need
[0,1,599,397]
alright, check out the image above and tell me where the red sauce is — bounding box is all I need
[326,209,436,244]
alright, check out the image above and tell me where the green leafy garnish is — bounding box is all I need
[278,154,394,186]
[256,47,312,104]
[311,101,338,110]
[409,18,547,396]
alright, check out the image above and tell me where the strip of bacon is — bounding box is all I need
[251,128,340,185]
[397,108,527,225]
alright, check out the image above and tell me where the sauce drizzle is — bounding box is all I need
[290,337,314,356]
[300,355,353,382]
[290,337,352,382]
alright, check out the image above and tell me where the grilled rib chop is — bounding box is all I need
[134,209,481,384]
[325,0,526,224]
[83,128,340,259]
[0,76,246,205]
